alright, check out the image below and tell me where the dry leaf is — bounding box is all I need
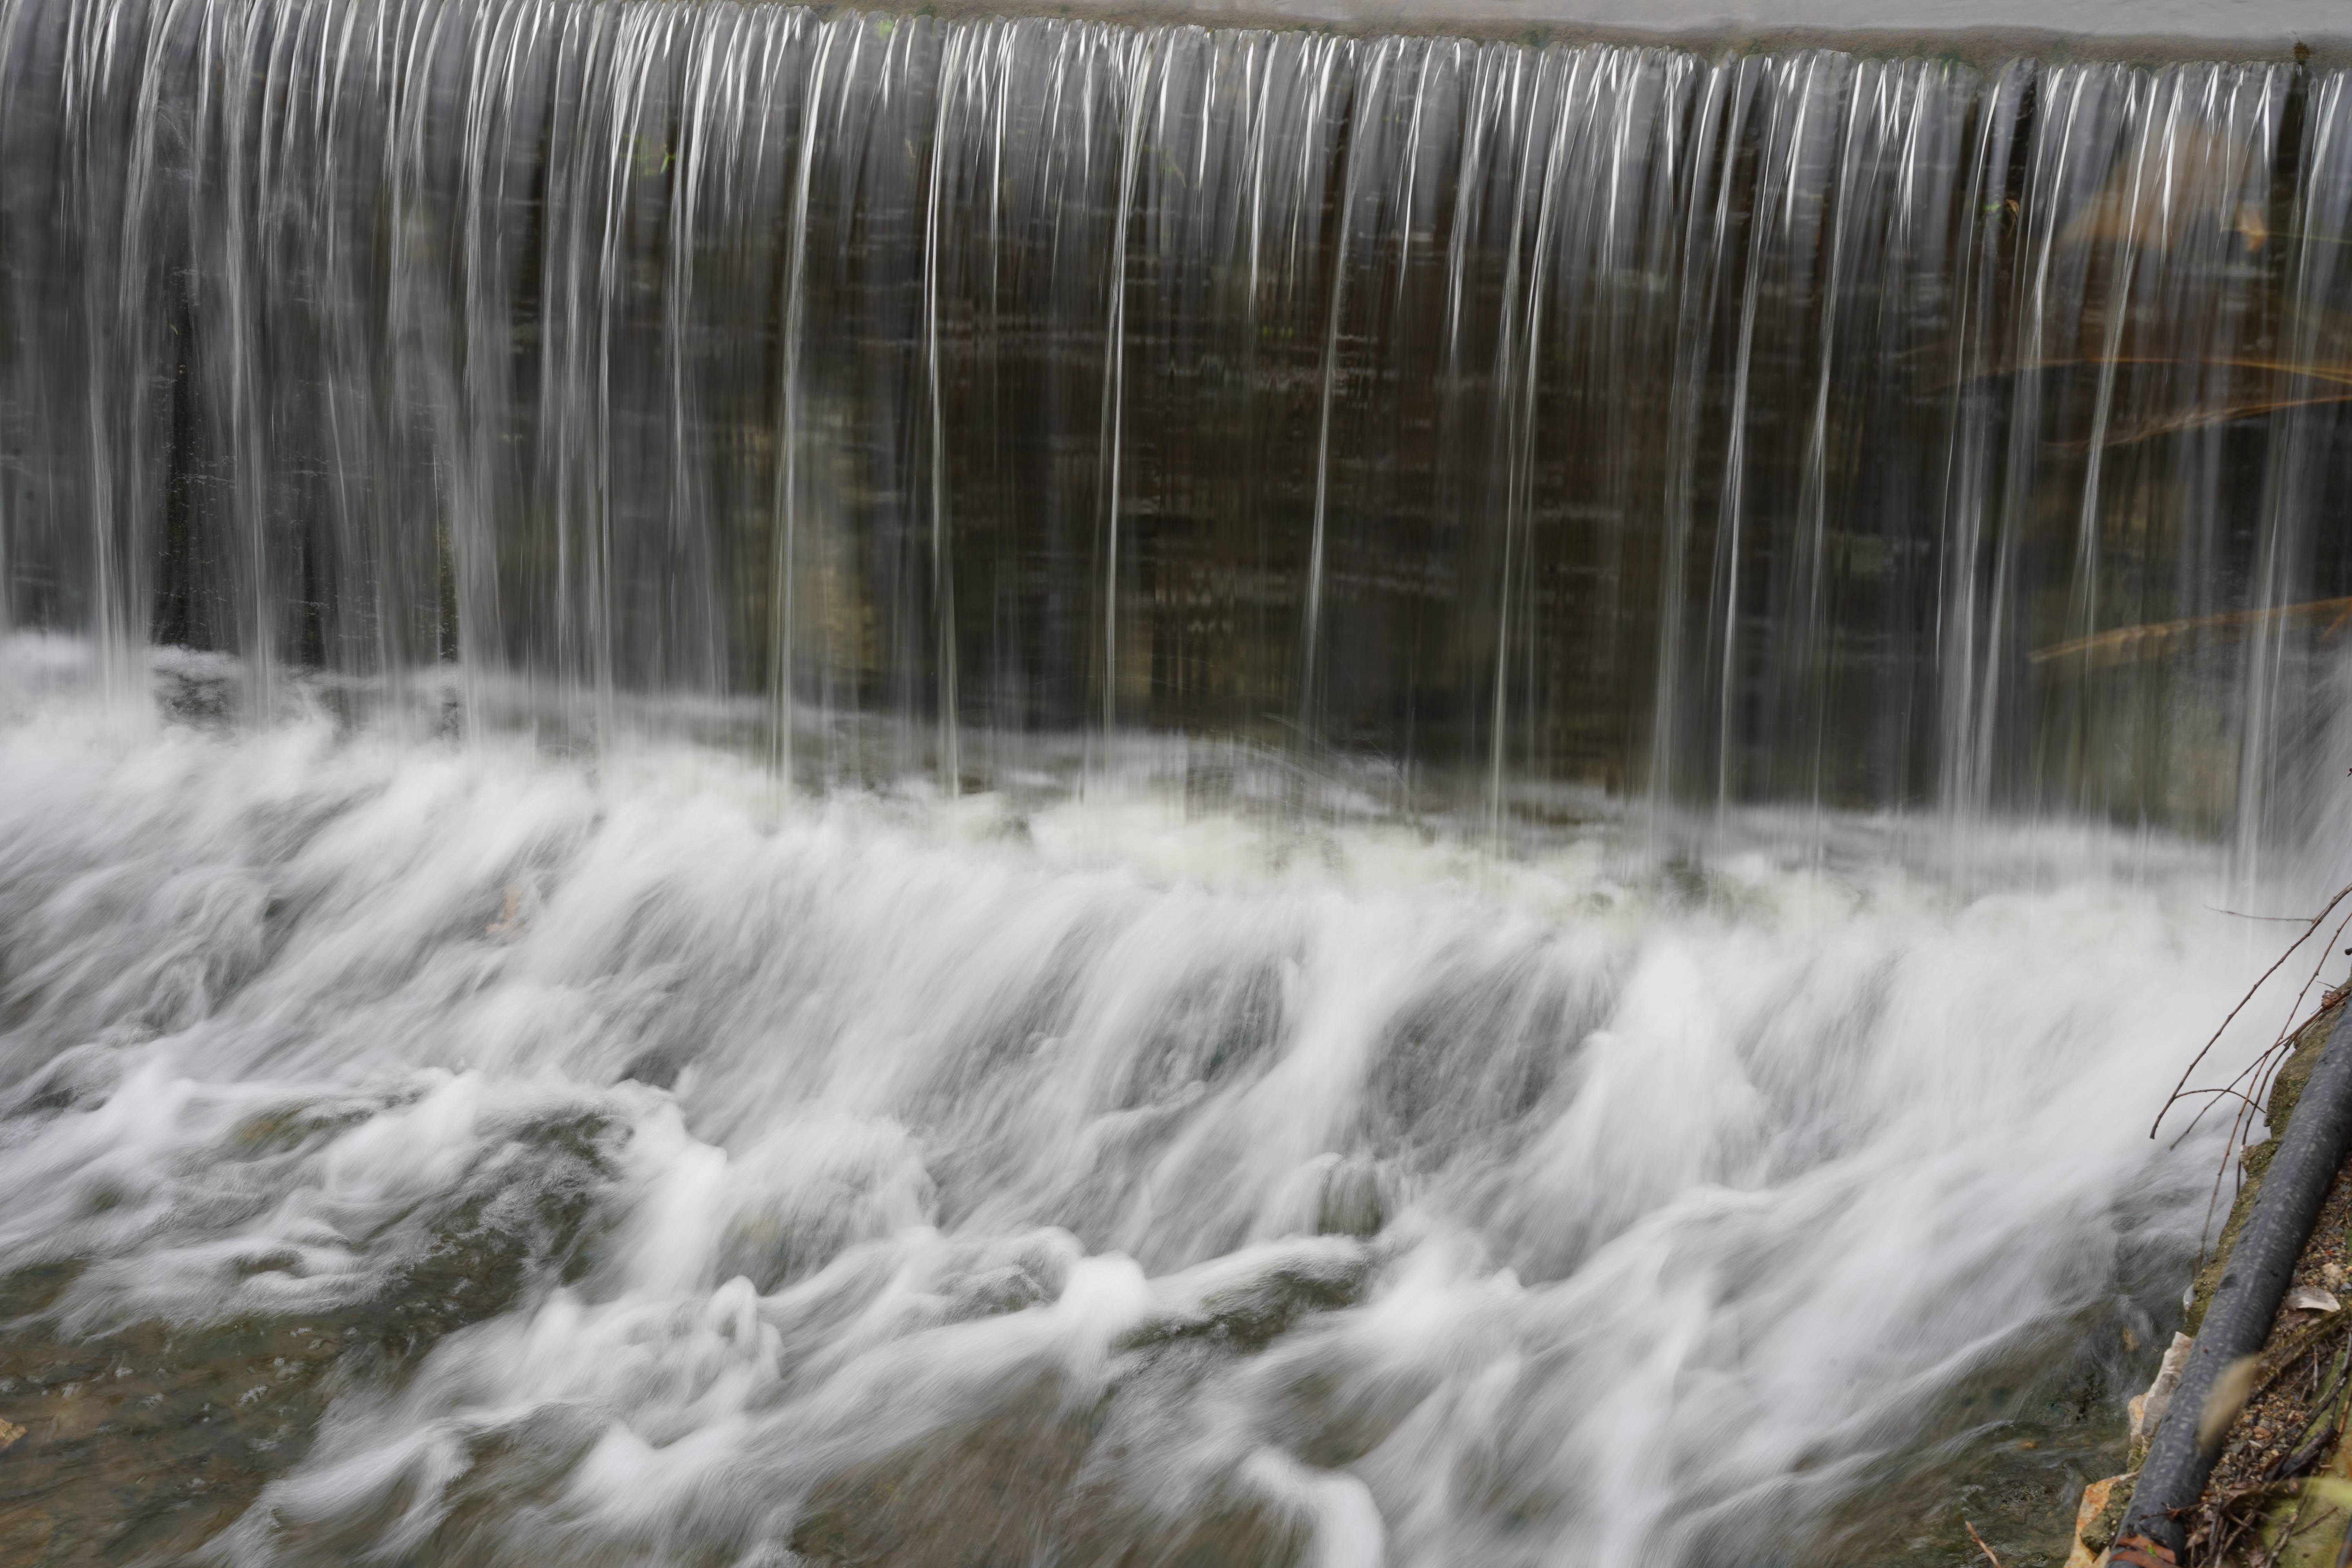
[2200,1355,2263,1450]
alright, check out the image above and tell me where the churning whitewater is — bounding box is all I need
[0,643,2316,1565]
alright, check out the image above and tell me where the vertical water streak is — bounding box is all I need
[1476,47,1534,842]
[2056,74,2154,819]
[922,23,963,789]
[1933,63,2029,834]
[660,2,727,705]
[1093,31,1144,751]
[1299,37,1382,744]
[768,18,832,783]
[447,0,534,726]
[1707,58,1789,824]
[71,0,181,707]
[1789,61,1864,837]
[1644,57,1742,844]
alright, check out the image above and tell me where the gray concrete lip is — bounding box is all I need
[912,0,2352,63]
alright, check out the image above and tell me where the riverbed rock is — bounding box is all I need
[2067,1472,2128,1567]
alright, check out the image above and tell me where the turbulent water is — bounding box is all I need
[0,641,2325,1567]
[4,0,2352,1563]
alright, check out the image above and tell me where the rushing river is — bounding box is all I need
[0,641,2326,1565]
[5,0,2352,1562]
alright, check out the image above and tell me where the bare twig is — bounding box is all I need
[2164,1085,2269,1121]
[1963,1517,2004,1568]
[2152,881,2352,1140]
[2030,598,2352,672]
[2070,391,2352,456]
[2208,906,2324,923]
[1944,354,2352,392]
[2233,897,2352,1145]
[2163,886,2352,1295]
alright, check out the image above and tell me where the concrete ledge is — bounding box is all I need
[909,0,2352,65]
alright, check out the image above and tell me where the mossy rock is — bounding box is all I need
[2080,1472,2131,1556]
[2252,1474,2352,1566]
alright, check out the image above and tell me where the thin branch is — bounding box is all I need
[2208,905,2328,922]
[1942,353,2352,391]
[2160,1083,2268,1129]
[2068,389,2352,455]
[2152,882,2352,1140]
[2030,598,2352,672]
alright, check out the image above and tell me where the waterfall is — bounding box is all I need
[2,4,2350,1565]
[4,4,2349,844]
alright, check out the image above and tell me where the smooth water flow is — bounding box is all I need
[5,8,2352,844]
[4,4,2352,1564]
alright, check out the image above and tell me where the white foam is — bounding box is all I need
[0,661,2318,1565]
